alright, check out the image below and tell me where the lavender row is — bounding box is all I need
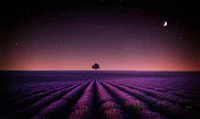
[122,80,200,99]
[96,81,129,119]
[0,82,83,117]
[110,78,200,97]
[6,77,89,103]
[6,83,72,103]
[31,81,90,119]
[5,76,89,98]
[112,81,200,110]
[106,82,198,102]
[67,81,95,119]
[1,82,85,119]
[107,81,195,119]
[167,90,200,100]
[100,81,167,119]
[106,77,200,96]
[129,81,200,101]
[4,83,74,107]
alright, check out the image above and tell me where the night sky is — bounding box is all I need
[1,0,200,71]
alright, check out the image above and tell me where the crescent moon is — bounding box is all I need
[163,21,167,26]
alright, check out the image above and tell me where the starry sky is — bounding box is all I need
[1,0,200,71]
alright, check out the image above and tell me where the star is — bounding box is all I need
[149,16,152,21]
[1,1,197,71]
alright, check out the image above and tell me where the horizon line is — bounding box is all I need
[1,69,200,72]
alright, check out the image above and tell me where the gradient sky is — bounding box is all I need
[1,0,199,71]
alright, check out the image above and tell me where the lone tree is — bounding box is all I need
[92,63,100,70]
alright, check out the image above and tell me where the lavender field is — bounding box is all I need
[0,71,200,119]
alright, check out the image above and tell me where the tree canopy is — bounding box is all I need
[92,63,100,70]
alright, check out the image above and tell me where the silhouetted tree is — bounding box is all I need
[92,63,100,70]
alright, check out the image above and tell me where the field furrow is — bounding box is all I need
[105,81,196,119]
[31,81,90,119]
[1,71,199,119]
[67,80,95,119]
[96,80,129,119]
[110,81,200,111]
[100,81,168,119]
[2,83,83,119]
